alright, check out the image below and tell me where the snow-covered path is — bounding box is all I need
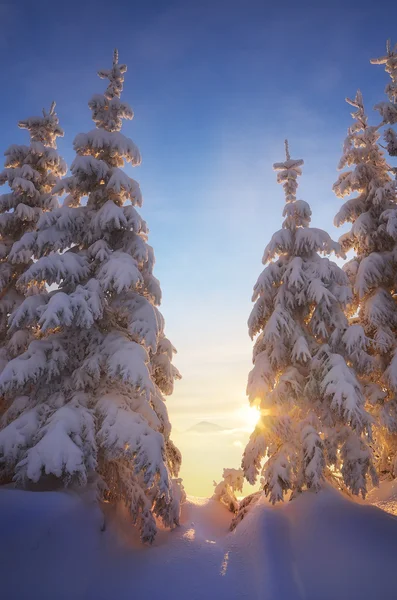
[1,487,397,600]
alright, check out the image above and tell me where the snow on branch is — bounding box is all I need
[111,292,162,352]
[16,398,95,486]
[97,252,143,293]
[273,141,304,203]
[315,348,369,433]
[96,393,170,494]
[18,101,64,149]
[17,253,91,288]
[213,468,244,513]
[38,280,104,331]
[0,338,68,395]
[74,130,141,166]
[103,332,154,398]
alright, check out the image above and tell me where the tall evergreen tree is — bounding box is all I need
[0,51,183,542]
[371,40,397,157]
[333,91,397,478]
[0,103,66,418]
[242,141,375,503]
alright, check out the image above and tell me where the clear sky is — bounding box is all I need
[2,0,397,495]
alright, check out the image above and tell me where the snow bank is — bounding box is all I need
[1,486,397,600]
[233,486,397,600]
[367,478,397,516]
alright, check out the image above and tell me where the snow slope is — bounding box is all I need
[367,478,397,516]
[1,486,397,600]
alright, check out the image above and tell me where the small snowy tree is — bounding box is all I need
[242,141,376,504]
[213,467,244,513]
[371,40,397,157]
[0,102,66,426]
[0,51,182,543]
[333,90,397,478]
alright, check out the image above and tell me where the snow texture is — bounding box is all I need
[0,50,181,543]
[371,39,397,156]
[242,140,375,503]
[1,486,397,600]
[333,89,397,478]
[0,102,66,393]
[212,467,244,513]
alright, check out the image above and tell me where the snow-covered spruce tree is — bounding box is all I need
[0,50,183,543]
[241,141,376,504]
[371,40,397,157]
[333,91,397,478]
[0,103,66,424]
[212,468,244,513]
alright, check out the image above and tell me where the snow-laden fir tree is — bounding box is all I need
[242,141,376,503]
[333,91,397,478]
[212,468,244,513]
[0,50,183,543]
[0,103,66,422]
[371,40,397,157]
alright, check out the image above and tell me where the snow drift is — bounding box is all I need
[1,486,397,600]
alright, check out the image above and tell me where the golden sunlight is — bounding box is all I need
[237,404,261,431]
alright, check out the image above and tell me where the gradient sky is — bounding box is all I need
[2,0,397,495]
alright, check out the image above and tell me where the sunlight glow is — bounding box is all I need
[238,404,260,431]
[183,528,196,541]
[220,551,230,576]
[233,440,243,448]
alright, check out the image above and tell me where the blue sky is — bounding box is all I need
[2,0,397,493]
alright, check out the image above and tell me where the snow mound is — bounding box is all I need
[367,478,397,516]
[1,486,397,600]
[233,486,397,600]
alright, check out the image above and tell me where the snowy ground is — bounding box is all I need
[1,485,397,600]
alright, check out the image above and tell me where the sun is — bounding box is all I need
[238,404,260,431]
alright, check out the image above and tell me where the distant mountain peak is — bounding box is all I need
[187,421,225,433]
